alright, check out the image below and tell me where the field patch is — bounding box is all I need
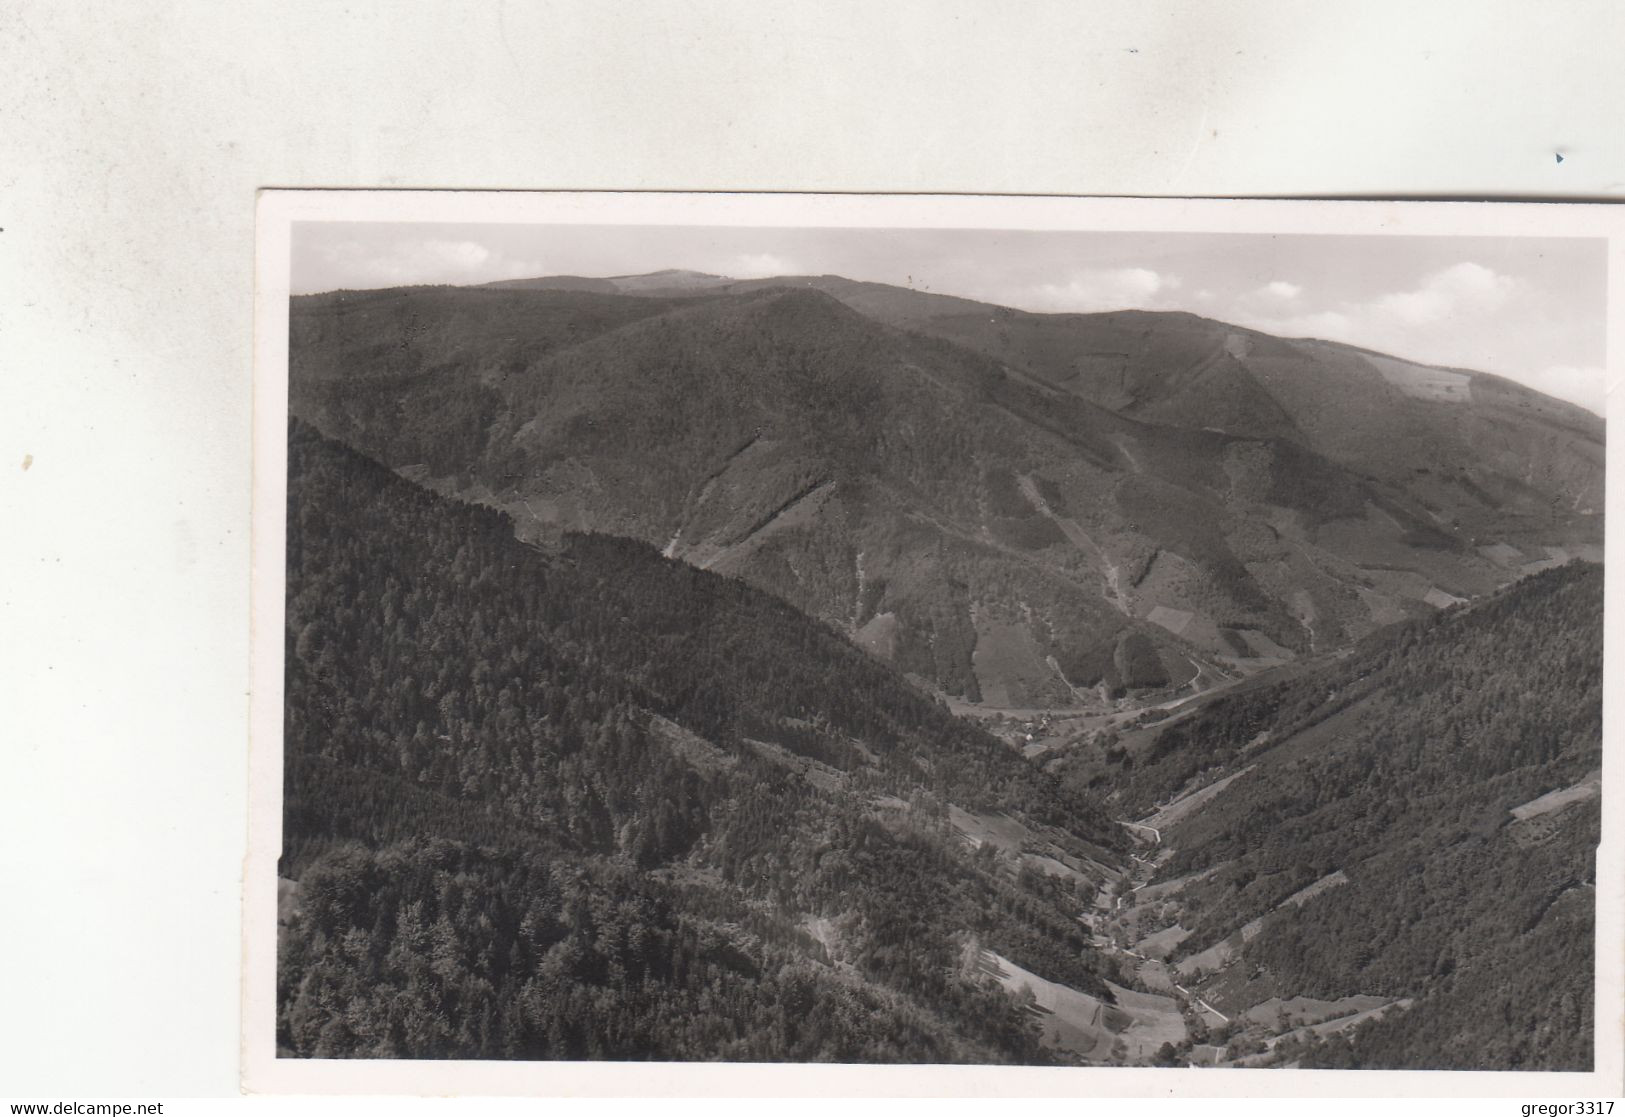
[1423,586,1467,609]
[1194,957,1284,1017]
[1510,770,1601,821]
[949,805,1034,853]
[971,614,1063,708]
[1020,852,1094,888]
[976,949,1113,1059]
[1135,958,1179,993]
[1281,869,1349,908]
[977,951,1189,1063]
[1477,541,1527,567]
[1363,354,1472,403]
[1263,998,1412,1049]
[853,610,899,659]
[1234,628,1296,661]
[1134,923,1192,961]
[1173,871,1350,983]
[1102,980,1189,1060]
[1356,585,1411,626]
[1142,765,1254,833]
[1175,929,1246,980]
[950,806,1114,890]
[1146,604,1194,637]
[1133,863,1227,905]
[1241,993,1388,1030]
[742,737,844,791]
[650,715,737,775]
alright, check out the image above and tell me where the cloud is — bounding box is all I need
[1371,261,1515,326]
[317,237,543,287]
[1219,260,1602,409]
[1231,262,1518,349]
[1234,279,1307,316]
[728,252,797,279]
[1019,267,1180,313]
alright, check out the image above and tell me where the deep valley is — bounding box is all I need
[277,269,1602,1069]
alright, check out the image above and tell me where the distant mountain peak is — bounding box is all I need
[611,268,727,281]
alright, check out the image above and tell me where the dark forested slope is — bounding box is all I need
[279,421,1126,1062]
[1063,561,1602,1070]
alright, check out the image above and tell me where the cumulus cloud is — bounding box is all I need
[1218,260,1605,409]
[317,237,543,287]
[1019,267,1180,313]
[1234,278,1308,317]
[1231,262,1519,352]
[1372,261,1515,326]
[728,252,797,279]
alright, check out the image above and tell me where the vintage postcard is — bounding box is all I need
[245,191,1622,1096]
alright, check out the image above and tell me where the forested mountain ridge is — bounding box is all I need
[288,279,1601,709]
[1055,560,1602,1069]
[481,269,1603,517]
[279,421,1132,1062]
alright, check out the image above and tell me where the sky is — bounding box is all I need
[292,222,1608,413]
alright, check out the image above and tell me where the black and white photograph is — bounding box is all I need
[247,193,1617,1091]
[18,2,1625,1108]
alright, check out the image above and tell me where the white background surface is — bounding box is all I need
[2,0,1622,1098]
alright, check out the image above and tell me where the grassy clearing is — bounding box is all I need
[853,610,899,658]
[1364,354,1473,404]
[948,805,1034,853]
[1510,769,1601,821]
[971,615,1066,709]
[977,949,1111,1059]
[1477,541,1527,567]
[1146,604,1194,636]
[1423,586,1468,609]
[1133,863,1227,905]
[950,805,1121,891]
[1142,765,1255,832]
[1175,931,1242,979]
[1281,870,1349,908]
[649,714,738,775]
[1103,980,1189,1059]
[1262,998,1412,1050]
[1171,870,1345,979]
[742,737,845,791]
[1134,923,1192,961]
[1135,958,1179,993]
[1241,994,1388,1030]
[1020,852,1094,888]
[977,950,1189,1064]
